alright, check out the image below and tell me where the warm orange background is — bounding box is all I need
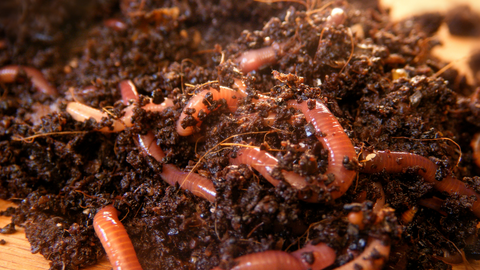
[1,0,480,269]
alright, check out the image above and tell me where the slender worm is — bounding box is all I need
[0,65,57,95]
[230,147,307,189]
[135,132,216,202]
[119,79,139,104]
[176,86,246,136]
[418,197,447,216]
[333,238,390,270]
[212,242,336,270]
[66,99,174,132]
[287,99,357,200]
[361,150,480,218]
[236,43,281,74]
[93,205,143,270]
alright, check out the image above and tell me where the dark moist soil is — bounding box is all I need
[0,0,479,270]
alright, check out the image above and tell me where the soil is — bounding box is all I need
[0,0,479,270]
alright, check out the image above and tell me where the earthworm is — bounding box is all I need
[176,86,246,136]
[66,99,174,132]
[287,99,357,200]
[119,80,139,104]
[471,133,480,168]
[0,65,57,95]
[418,197,447,216]
[93,205,143,270]
[230,147,307,189]
[236,42,281,74]
[212,242,335,270]
[135,132,216,202]
[360,150,480,218]
[334,238,390,270]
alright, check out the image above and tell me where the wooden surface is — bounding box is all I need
[1,0,480,269]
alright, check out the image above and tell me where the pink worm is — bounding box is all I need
[66,100,174,132]
[230,147,307,189]
[333,238,390,270]
[119,80,139,104]
[361,150,480,218]
[236,43,281,74]
[93,205,143,270]
[287,100,356,200]
[135,132,216,202]
[212,242,335,270]
[176,86,246,136]
[0,65,57,95]
[418,197,447,216]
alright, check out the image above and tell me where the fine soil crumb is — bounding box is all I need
[0,1,479,270]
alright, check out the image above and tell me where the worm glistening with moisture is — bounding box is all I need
[361,150,480,217]
[93,205,143,270]
[287,99,357,200]
[176,86,246,136]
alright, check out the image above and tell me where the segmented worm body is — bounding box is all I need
[213,242,336,270]
[66,99,174,132]
[418,197,447,216]
[119,79,139,104]
[93,205,143,270]
[135,132,216,202]
[0,65,57,95]
[287,100,356,200]
[334,238,390,270]
[361,150,480,218]
[230,147,307,189]
[236,43,281,74]
[176,86,246,136]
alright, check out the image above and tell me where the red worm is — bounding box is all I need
[93,205,143,270]
[418,197,447,216]
[334,238,390,270]
[287,99,357,200]
[136,132,216,202]
[361,150,480,218]
[119,80,139,104]
[176,86,246,136]
[66,99,174,132]
[230,147,307,189]
[212,242,335,270]
[236,43,281,74]
[0,65,57,95]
